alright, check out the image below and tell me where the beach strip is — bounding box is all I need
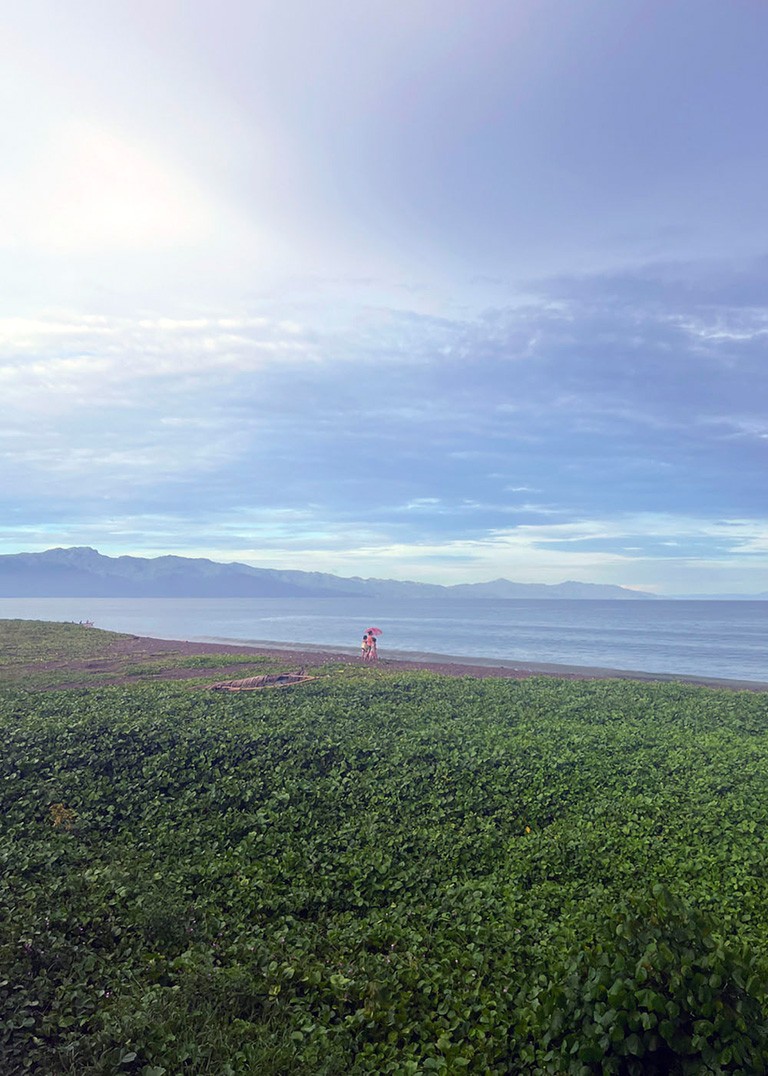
[113,633,768,692]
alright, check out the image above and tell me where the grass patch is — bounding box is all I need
[121,655,279,677]
[175,653,278,669]
[0,618,125,666]
[2,624,768,1072]
[0,620,300,690]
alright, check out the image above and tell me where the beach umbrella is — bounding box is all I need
[367,626,383,636]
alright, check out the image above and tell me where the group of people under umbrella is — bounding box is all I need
[361,626,382,661]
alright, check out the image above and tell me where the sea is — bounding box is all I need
[0,597,766,684]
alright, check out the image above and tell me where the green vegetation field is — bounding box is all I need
[3,622,768,1074]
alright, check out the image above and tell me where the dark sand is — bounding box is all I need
[53,632,768,692]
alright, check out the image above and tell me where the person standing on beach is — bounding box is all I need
[368,633,378,661]
[361,632,370,660]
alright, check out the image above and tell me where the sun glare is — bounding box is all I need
[28,120,213,251]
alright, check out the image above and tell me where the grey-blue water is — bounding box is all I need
[1,597,766,683]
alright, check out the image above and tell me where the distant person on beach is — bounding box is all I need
[361,632,370,660]
[368,634,378,661]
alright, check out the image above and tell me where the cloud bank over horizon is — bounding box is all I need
[1,1,767,595]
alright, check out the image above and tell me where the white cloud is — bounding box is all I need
[698,415,768,441]
[675,312,768,344]
[402,498,442,510]
[496,514,768,552]
[0,430,245,493]
[0,310,322,418]
[183,513,767,588]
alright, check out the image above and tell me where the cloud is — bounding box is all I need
[0,312,319,418]
[1,258,767,594]
[197,511,768,592]
[2,273,766,520]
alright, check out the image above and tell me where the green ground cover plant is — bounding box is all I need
[122,655,278,678]
[2,624,768,1072]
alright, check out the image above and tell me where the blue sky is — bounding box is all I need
[1,0,767,595]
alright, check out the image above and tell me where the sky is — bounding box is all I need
[1,0,767,596]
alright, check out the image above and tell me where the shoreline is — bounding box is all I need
[136,632,768,691]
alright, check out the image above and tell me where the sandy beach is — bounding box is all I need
[49,631,768,692]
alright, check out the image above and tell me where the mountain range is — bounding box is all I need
[0,547,658,600]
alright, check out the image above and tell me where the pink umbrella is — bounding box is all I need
[366,627,383,636]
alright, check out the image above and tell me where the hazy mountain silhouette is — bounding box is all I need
[0,547,658,599]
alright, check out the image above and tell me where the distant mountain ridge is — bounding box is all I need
[0,547,656,600]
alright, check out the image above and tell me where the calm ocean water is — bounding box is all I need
[0,597,766,683]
